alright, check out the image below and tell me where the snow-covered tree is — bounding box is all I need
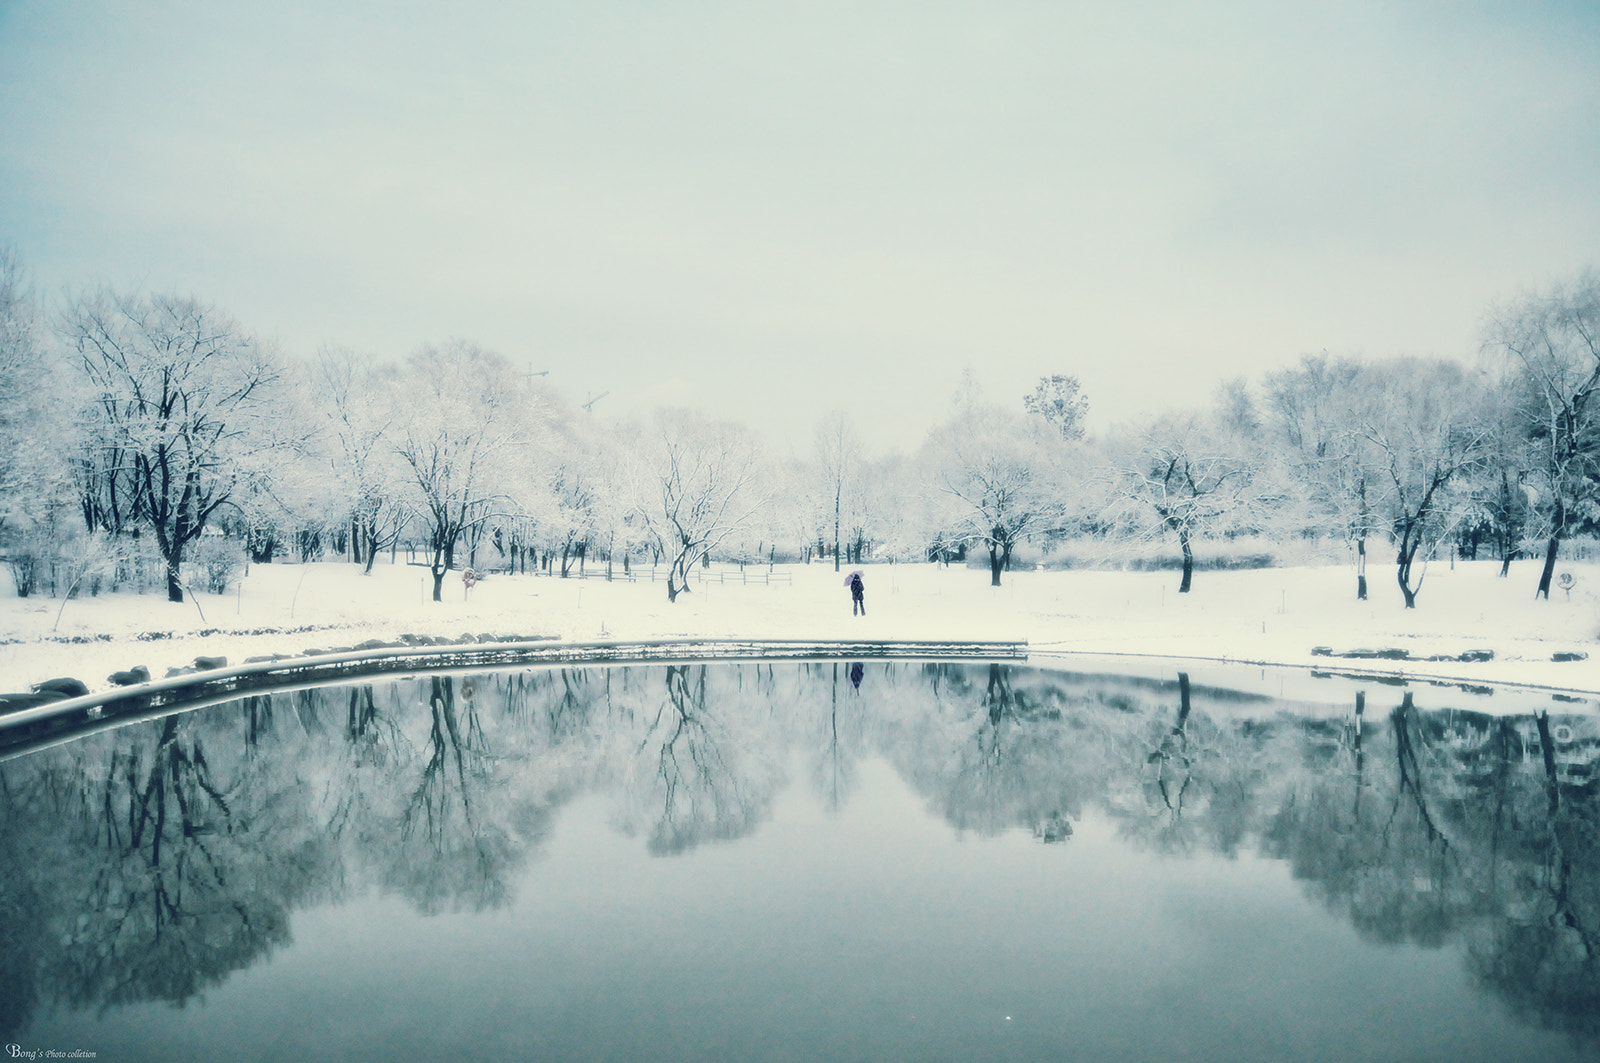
[1104,407,1260,594]
[761,457,820,563]
[921,397,1066,587]
[213,364,327,565]
[855,452,925,562]
[813,410,863,571]
[1263,353,1377,598]
[547,443,602,577]
[1453,385,1532,577]
[485,386,608,577]
[586,420,646,579]
[61,290,280,602]
[1354,357,1488,608]
[1024,374,1090,441]
[633,409,765,603]
[393,340,523,602]
[313,347,410,573]
[1483,269,1600,599]
[0,246,71,544]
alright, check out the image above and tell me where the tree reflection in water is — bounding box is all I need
[620,664,783,855]
[0,661,1597,1044]
[1,711,313,1030]
[1467,710,1600,1037]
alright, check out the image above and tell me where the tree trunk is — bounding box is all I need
[1356,478,1370,601]
[666,554,689,602]
[1353,691,1366,783]
[1356,537,1367,600]
[1397,546,1418,608]
[1534,711,1561,816]
[165,557,184,603]
[989,544,1004,587]
[428,534,452,603]
[1537,494,1566,599]
[1177,528,1193,594]
[834,485,841,573]
[1536,534,1559,600]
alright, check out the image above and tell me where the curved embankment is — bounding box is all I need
[0,637,1028,759]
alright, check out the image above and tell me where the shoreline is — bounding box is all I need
[2,558,1597,705]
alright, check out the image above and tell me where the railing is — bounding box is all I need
[435,562,799,585]
[509,565,794,586]
[692,567,792,586]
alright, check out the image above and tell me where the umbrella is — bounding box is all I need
[844,570,864,586]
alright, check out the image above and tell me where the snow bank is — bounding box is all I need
[1,557,1596,706]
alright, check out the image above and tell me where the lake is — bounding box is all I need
[1,661,1596,1061]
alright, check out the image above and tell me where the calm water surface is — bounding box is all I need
[1,662,1596,1062]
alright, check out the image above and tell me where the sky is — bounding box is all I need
[2,1,1598,457]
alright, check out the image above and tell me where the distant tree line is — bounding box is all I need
[0,244,1596,608]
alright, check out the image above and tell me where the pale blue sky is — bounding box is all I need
[3,1,1597,453]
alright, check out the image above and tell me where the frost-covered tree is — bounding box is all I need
[1354,357,1488,608]
[548,445,601,578]
[1454,385,1532,577]
[1263,354,1376,598]
[761,457,819,562]
[393,341,522,602]
[312,348,409,573]
[841,452,900,566]
[61,291,280,602]
[489,387,605,577]
[0,246,71,544]
[1483,269,1600,599]
[922,397,1065,587]
[814,410,863,571]
[213,365,326,566]
[1024,375,1090,441]
[1105,407,1259,594]
[587,421,645,579]
[837,452,923,563]
[634,409,765,603]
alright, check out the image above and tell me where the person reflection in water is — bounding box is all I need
[849,661,864,691]
[846,570,865,615]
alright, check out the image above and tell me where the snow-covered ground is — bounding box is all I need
[2,557,1598,704]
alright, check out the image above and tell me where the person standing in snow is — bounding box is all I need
[848,571,865,616]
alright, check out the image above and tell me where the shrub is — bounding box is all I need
[1039,534,1349,572]
[8,547,41,597]
[188,537,245,594]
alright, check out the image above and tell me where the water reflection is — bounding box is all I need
[1,662,1597,1051]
